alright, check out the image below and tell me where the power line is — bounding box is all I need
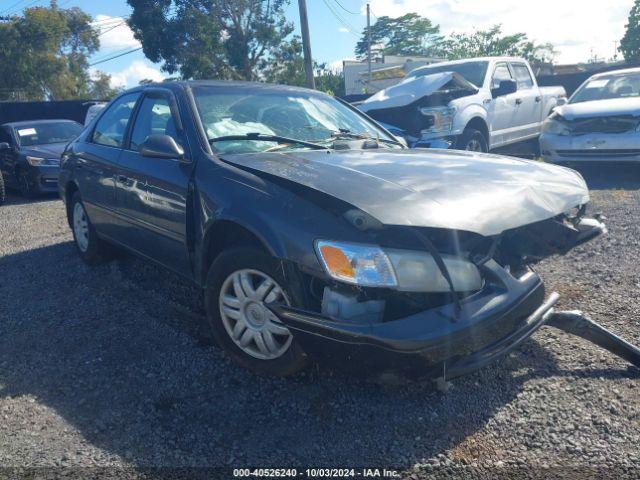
[320,0,360,37]
[332,0,359,15]
[7,0,41,15]
[89,46,142,66]
[0,0,30,15]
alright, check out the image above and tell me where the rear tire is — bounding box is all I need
[205,247,308,376]
[456,127,489,153]
[70,192,109,265]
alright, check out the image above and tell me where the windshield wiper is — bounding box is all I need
[209,133,326,150]
[328,129,404,147]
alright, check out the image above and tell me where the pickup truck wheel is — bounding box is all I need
[0,171,5,205]
[70,192,109,265]
[205,248,308,376]
[457,128,488,153]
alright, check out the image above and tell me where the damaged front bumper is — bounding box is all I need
[269,260,550,378]
[268,259,640,379]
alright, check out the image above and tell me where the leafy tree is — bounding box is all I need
[437,25,555,63]
[620,0,640,61]
[88,72,124,100]
[314,63,345,97]
[355,13,442,60]
[127,0,300,81]
[0,3,117,101]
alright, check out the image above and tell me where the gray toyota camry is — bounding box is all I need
[58,81,639,379]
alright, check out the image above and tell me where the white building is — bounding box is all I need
[343,55,443,96]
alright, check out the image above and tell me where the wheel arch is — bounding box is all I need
[465,117,489,143]
[64,181,80,226]
[200,218,280,285]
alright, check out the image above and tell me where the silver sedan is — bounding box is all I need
[540,67,640,163]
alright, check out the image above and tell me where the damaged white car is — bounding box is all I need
[360,57,566,152]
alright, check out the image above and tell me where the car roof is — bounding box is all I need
[591,67,640,78]
[128,80,327,96]
[2,119,80,128]
[410,56,526,72]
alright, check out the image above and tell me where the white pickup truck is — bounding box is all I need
[359,57,566,152]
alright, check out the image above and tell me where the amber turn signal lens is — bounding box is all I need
[319,245,355,280]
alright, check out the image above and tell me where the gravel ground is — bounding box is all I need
[0,164,639,479]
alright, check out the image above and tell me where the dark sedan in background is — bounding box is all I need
[0,119,83,199]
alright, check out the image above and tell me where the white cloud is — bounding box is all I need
[93,14,140,52]
[108,60,165,88]
[365,0,633,63]
[338,26,350,33]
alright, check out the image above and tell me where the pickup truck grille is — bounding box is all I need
[565,115,639,134]
[556,149,640,158]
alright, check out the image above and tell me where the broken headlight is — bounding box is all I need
[315,240,482,292]
[541,116,570,136]
[418,106,456,134]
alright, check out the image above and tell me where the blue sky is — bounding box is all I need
[0,0,633,87]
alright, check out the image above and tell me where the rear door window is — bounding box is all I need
[511,63,534,89]
[91,93,141,148]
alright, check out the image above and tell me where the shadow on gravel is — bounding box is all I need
[568,163,640,191]
[2,191,60,206]
[0,243,635,469]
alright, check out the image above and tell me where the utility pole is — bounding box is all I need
[366,3,372,91]
[298,0,315,89]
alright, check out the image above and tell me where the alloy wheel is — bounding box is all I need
[219,269,293,360]
[466,138,484,152]
[73,202,90,252]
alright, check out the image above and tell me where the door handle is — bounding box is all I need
[515,98,523,105]
[535,96,542,102]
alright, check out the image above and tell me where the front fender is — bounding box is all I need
[194,161,368,285]
[451,98,489,134]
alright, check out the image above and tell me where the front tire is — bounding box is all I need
[0,171,5,205]
[70,192,109,265]
[205,247,308,376]
[457,127,489,153]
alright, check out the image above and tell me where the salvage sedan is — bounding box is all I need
[58,81,639,379]
[541,67,640,163]
[0,119,83,197]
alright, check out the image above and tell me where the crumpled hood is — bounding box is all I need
[556,98,640,120]
[222,148,589,237]
[360,72,477,111]
[20,142,66,158]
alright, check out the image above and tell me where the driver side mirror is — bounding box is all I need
[491,79,517,98]
[140,134,185,160]
[0,142,11,151]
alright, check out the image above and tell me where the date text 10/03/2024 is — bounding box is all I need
[233,469,400,478]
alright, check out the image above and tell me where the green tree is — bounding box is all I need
[87,72,123,100]
[355,13,442,60]
[437,25,555,63]
[127,0,300,81]
[0,3,117,101]
[621,0,640,61]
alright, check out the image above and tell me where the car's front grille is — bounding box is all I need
[556,149,640,157]
[564,115,639,134]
